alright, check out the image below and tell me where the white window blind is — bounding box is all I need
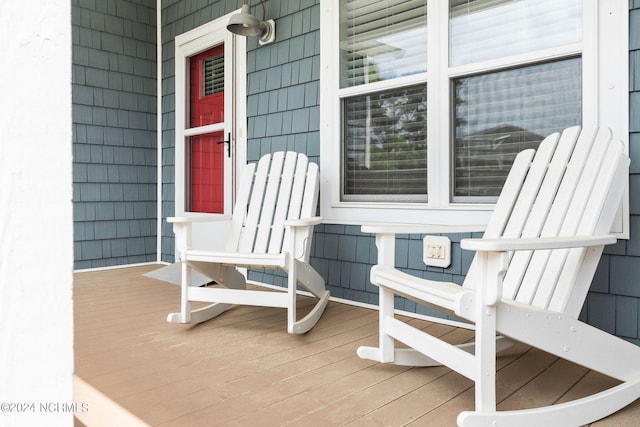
[449,0,582,67]
[340,0,427,88]
[203,54,224,96]
[343,84,428,200]
[453,58,582,199]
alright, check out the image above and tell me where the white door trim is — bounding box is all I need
[174,11,247,218]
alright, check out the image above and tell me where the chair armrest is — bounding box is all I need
[363,224,486,268]
[168,214,233,223]
[362,223,486,235]
[462,234,616,307]
[461,234,616,252]
[169,214,233,256]
[283,217,322,261]
[284,216,322,227]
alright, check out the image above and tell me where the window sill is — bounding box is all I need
[320,201,495,227]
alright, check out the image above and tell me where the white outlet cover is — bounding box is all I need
[423,235,451,268]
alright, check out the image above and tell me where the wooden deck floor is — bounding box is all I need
[74,265,640,426]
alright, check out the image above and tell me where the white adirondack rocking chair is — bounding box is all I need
[358,126,640,426]
[168,151,329,334]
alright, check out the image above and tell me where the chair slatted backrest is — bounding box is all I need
[228,151,319,261]
[463,126,628,317]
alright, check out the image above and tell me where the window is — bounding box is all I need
[343,84,428,201]
[340,1,428,203]
[453,58,582,201]
[320,0,628,233]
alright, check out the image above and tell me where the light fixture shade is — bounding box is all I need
[227,4,263,37]
[226,3,276,45]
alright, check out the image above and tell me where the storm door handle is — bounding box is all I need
[217,132,231,158]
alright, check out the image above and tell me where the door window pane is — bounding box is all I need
[203,54,224,96]
[340,0,427,88]
[187,45,226,213]
[450,0,581,67]
[187,132,225,213]
[189,45,224,127]
[453,58,582,199]
[343,84,428,200]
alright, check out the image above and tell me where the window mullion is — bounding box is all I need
[427,0,450,208]
[581,0,598,127]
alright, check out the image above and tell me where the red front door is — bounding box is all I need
[188,45,225,213]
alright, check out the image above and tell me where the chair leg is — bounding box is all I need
[287,261,331,334]
[287,253,297,333]
[473,251,502,413]
[474,303,497,412]
[294,260,326,298]
[289,289,330,334]
[167,263,244,324]
[379,286,396,362]
[355,286,396,363]
[166,259,193,323]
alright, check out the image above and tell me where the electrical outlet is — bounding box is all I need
[423,236,451,268]
[426,244,444,259]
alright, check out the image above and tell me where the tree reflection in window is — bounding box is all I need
[343,83,427,200]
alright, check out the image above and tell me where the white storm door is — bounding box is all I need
[174,13,247,252]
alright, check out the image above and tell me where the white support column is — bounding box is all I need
[156,0,163,262]
[0,1,73,426]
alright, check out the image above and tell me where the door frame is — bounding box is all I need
[174,11,247,217]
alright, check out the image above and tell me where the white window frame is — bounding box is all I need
[320,0,629,237]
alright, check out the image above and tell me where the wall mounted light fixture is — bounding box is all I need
[227,1,276,45]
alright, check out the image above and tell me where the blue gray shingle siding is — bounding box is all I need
[73,0,157,269]
[69,0,640,345]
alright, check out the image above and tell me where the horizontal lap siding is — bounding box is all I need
[73,0,157,268]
